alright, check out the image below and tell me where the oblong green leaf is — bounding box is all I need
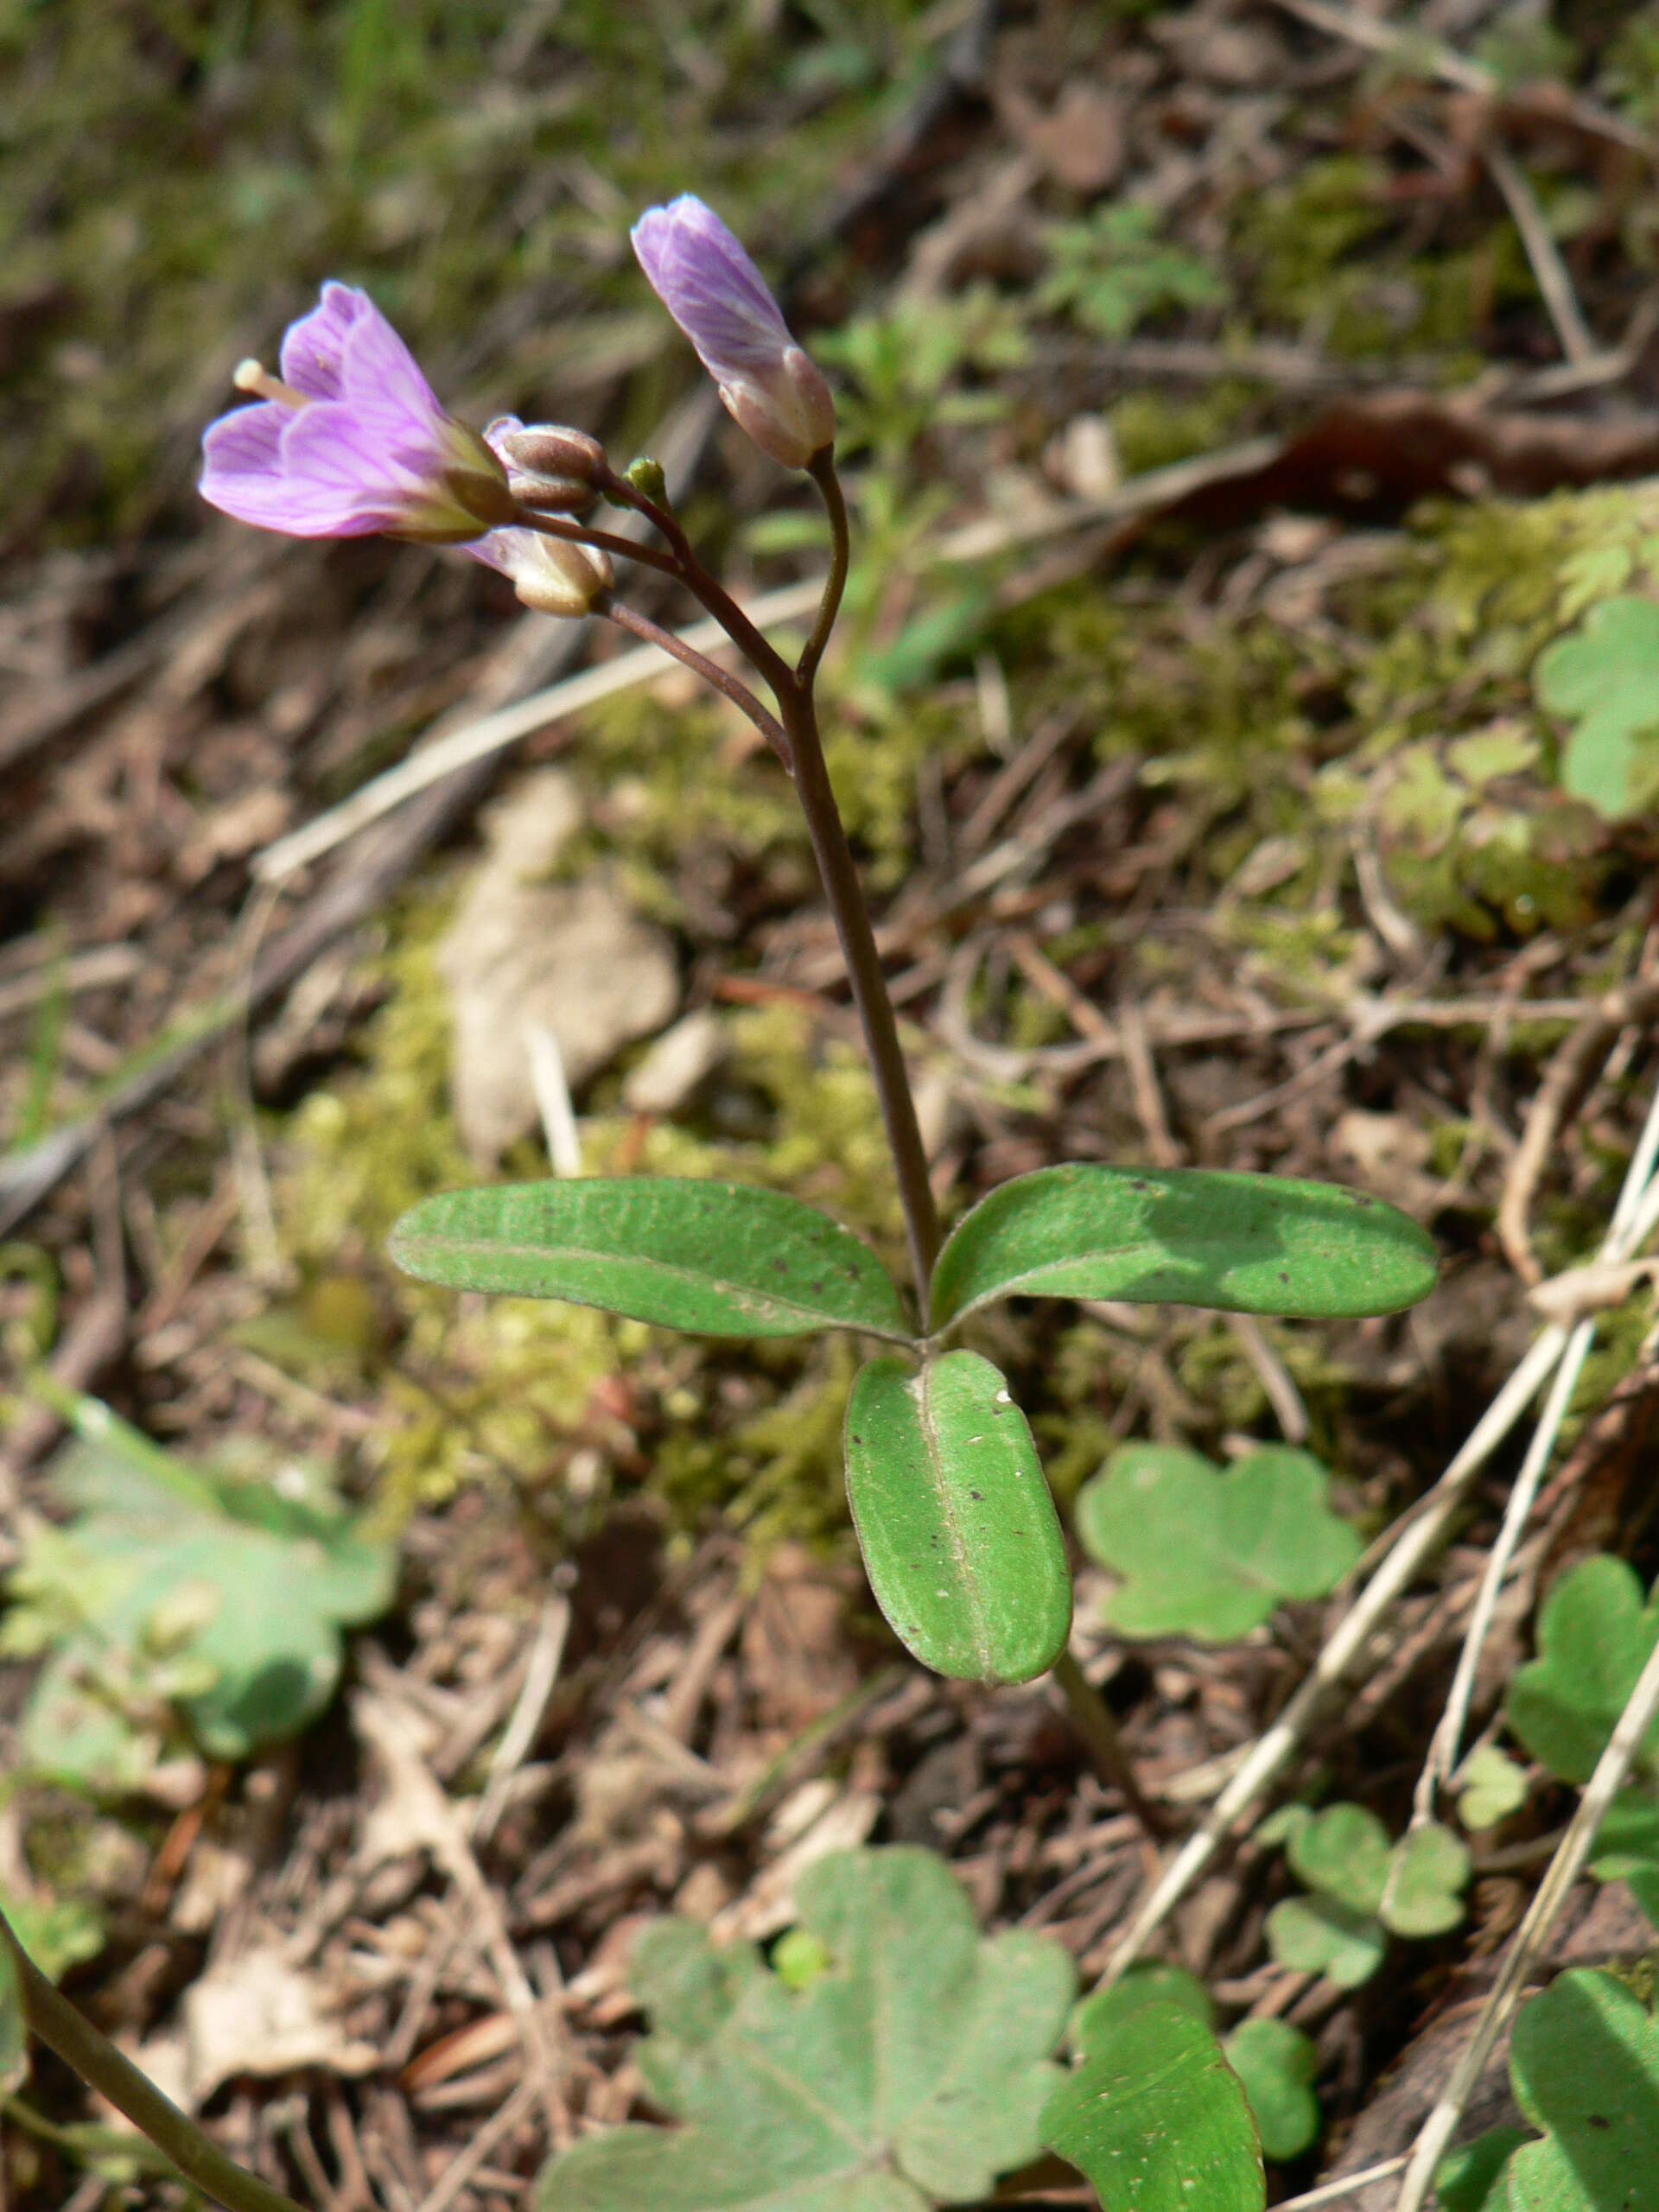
[930,1165,1437,1325]
[389,1178,911,1341]
[1042,1999,1265,2212]
[844,1351,1071,1685]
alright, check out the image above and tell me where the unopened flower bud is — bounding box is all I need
[631,195,836,470]
[718,345,836,471]
[486,416,607,512]
[625,455,669,505]
[469,527,613,617]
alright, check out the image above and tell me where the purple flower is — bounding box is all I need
[200,283,515,543]
[631,196,835,469]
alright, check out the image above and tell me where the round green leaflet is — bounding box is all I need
[930,1164,1438,1326]
[388,1177,912,1341]
[844,1351,1071,1685]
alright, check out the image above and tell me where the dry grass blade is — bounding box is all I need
[1416,1074,1659,1821]
[1107,1324,1570,1977]
[1395,1629,1659,2207]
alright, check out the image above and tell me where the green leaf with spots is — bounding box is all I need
[534,1847,1076,2210]
[1075,1444,1360,1643]
[1508,1969,1659,2211]
[1505,1555,1659,1785]
[1264,1897,1386,1991]
[1041,1999,1264,2212]
[1535,594,1659,820]
[843,1352,1071,1685]
[929,1166,1437,1326]
[390,1178,912,1342]
[1223,2020,1319,2164]
[1070,1966,1214,2050]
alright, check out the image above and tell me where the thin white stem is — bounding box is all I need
[1414,1317,1595,1824]
[1274,2156,1408,2211]
[1484,146,1598,368]
[1107,1324,1569,1974]
[1395,1628,1659,2209]
[1415,1075,1659,1821]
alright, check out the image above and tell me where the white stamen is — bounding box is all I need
[232,359,308,410]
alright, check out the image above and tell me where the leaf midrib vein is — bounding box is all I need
[399,1234,905,1338]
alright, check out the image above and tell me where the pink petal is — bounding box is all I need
[339,296,446,431]
[278,404,423,529]
[632,195,793,379]
[279,283,371,401]
[199,404,363,534]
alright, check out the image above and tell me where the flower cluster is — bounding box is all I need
[199,198,836,613]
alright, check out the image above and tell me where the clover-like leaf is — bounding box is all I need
[1456,1745,1529,1832]
[1377,1822,1471,1939]
[1535,594,1659,821]
[535,1847,1075,2210]
[1264,1897,1385,1991]
[10,1395,396,1777]
[1075,1444,1360,1643]
[390,1178,911,1341]
[1587,1785,1659,1927]
[1224,2020,1319,2164]
[844,1352,1071,1684]
[929,1165,1437,1325]
[1505,1555,1659,1786]
[1435,2130,1526,2212]
[1041,1998,1264,2212]
[1508,1968,1659,2211]
[1287,1803,1392,1917]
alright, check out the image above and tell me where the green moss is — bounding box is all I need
[1109,384,1257,476]
[988,478,1659,975]
[654,1338,859,1556]
[281,898,469,1263]
[1236,152,1532,360]
[275,873,901,1527]
[1240,156,1393,327]
[1564,1287,1656,1446]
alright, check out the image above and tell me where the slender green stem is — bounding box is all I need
[776,680,940,1319]
[601,598,791,764]
[1052,1651,1171,1840]
[581,452,938,1315]
[0,1912,311,2212]
[594,467,798,701]
[798,449,849,691]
